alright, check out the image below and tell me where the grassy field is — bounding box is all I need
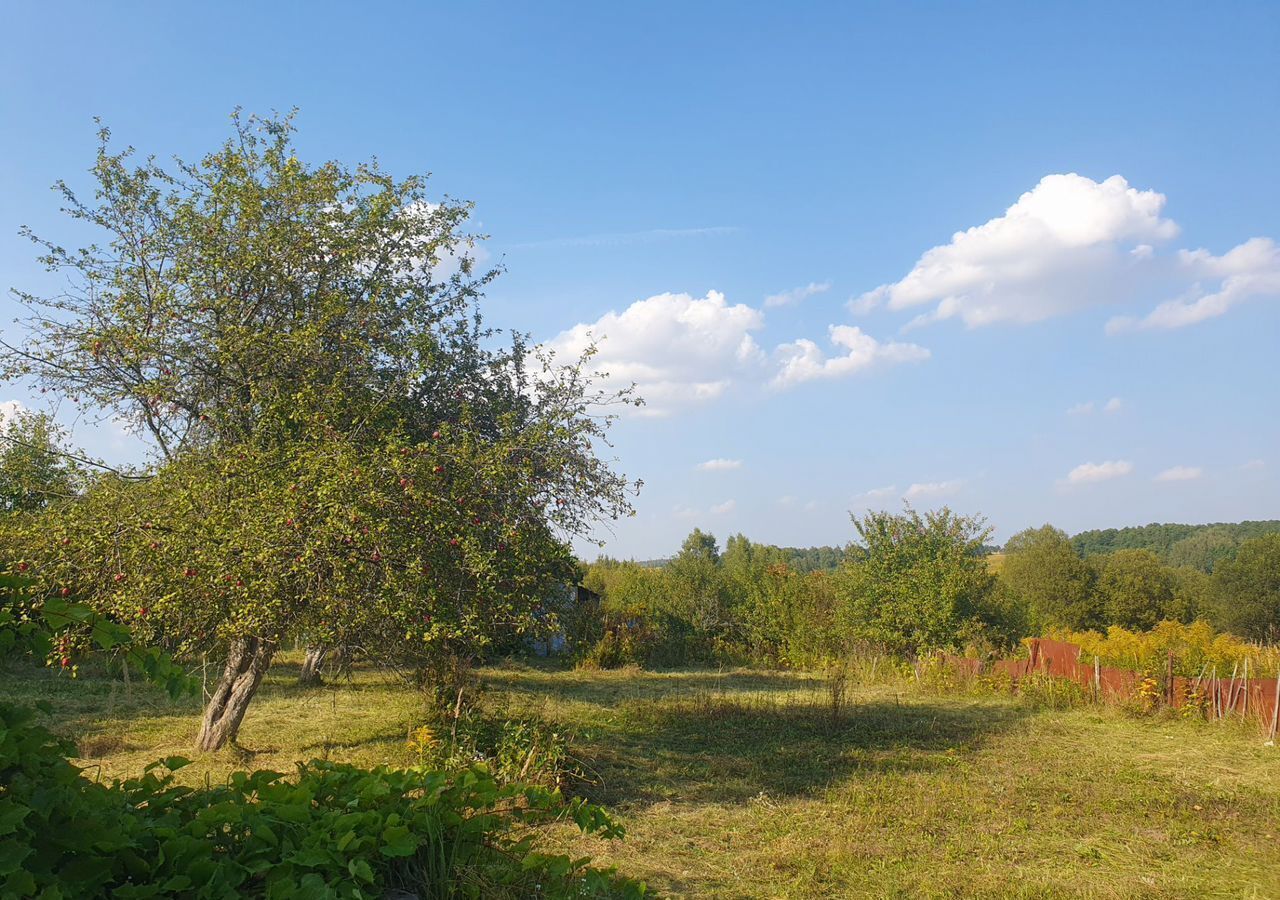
[8,656,1280,899]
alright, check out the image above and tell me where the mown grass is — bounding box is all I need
[6,655,1280,898]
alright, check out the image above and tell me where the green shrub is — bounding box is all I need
[0,703,643,899]
[1013,671,1090,710]
[424,710,577,793]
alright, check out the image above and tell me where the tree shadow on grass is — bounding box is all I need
[570,693,1030,809]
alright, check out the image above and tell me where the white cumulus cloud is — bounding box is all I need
[545,291,765,417]
[1155,465,1203,482]
[710,499,737,514]
[1066,460,1134,484]
[771,325,929,389]
[850,172,1280,334]
[697,458,743,472]
[853,174,1179,328]
[764,280,832,308]
[550,290,932,413]
[1104,397,1123,414]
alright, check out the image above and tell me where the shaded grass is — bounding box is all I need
[4,653,425,784]
[5,656,1280,897]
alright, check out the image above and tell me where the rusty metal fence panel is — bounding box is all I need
[942,638,1280,733]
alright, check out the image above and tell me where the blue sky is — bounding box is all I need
[2,1,1278,558]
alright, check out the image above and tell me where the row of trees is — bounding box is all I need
[572,515,1280,669]
[1,113,635,750]
[574,509,1017,668]
[1000,525,1280,640]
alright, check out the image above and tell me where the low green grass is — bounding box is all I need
[7,656,1280,898]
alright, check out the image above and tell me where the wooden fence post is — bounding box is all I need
[1212,666,1219,721]
[1226,662,1239,716]
[1242,658,1249,720]
[1269,674,1280,743]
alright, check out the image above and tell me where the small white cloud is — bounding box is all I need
[771,326,929,389]
[778,495,796,507]
[672,503,700,520]
[1242,459,1266,471]
[904,479,965,501]
[764,281,832,309]
[1067,401,1095,416]
[710,499,736,515]
[697,458,743,472]
[1066,460,1134,484]
[1103,397,1123,414]
[860,484,899,500]
[1155,465,1203,482]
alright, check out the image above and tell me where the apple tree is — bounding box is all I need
[2,112,638,750]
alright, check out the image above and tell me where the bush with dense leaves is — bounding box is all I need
[0,711,642,898]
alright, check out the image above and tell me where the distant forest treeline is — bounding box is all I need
[635,543,847,573]
[1070,520,1280,572]
[576,513,1280,672]
[631,521,1280,576]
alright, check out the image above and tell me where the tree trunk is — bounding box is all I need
[298,645,327,686]
[196,636,276,752]
[329,644,351,678]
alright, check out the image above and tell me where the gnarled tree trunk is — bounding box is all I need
[298,646,327,686]
[196,636,276,752]
[298,644,352,686]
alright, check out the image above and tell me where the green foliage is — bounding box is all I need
[662,531,734,657]
[581,541,730,668]
[722,536,841,665]
[3,111,638,745]
[1166,565,1213,624]
[1072,520,1280,572]
[5,431,581,670]
[999,525,1100,630]
[0,570,194,696]
[1055,619,1280,678]
[773,544,847,574]
[0,411,83,513]
[0,723,640,899]
[1211,533,1280,641]
[1094,549,1177,631]
[412,709,577,794]
[836,507,997,655]
[578,517,1279,670]
[580,532,843,669]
